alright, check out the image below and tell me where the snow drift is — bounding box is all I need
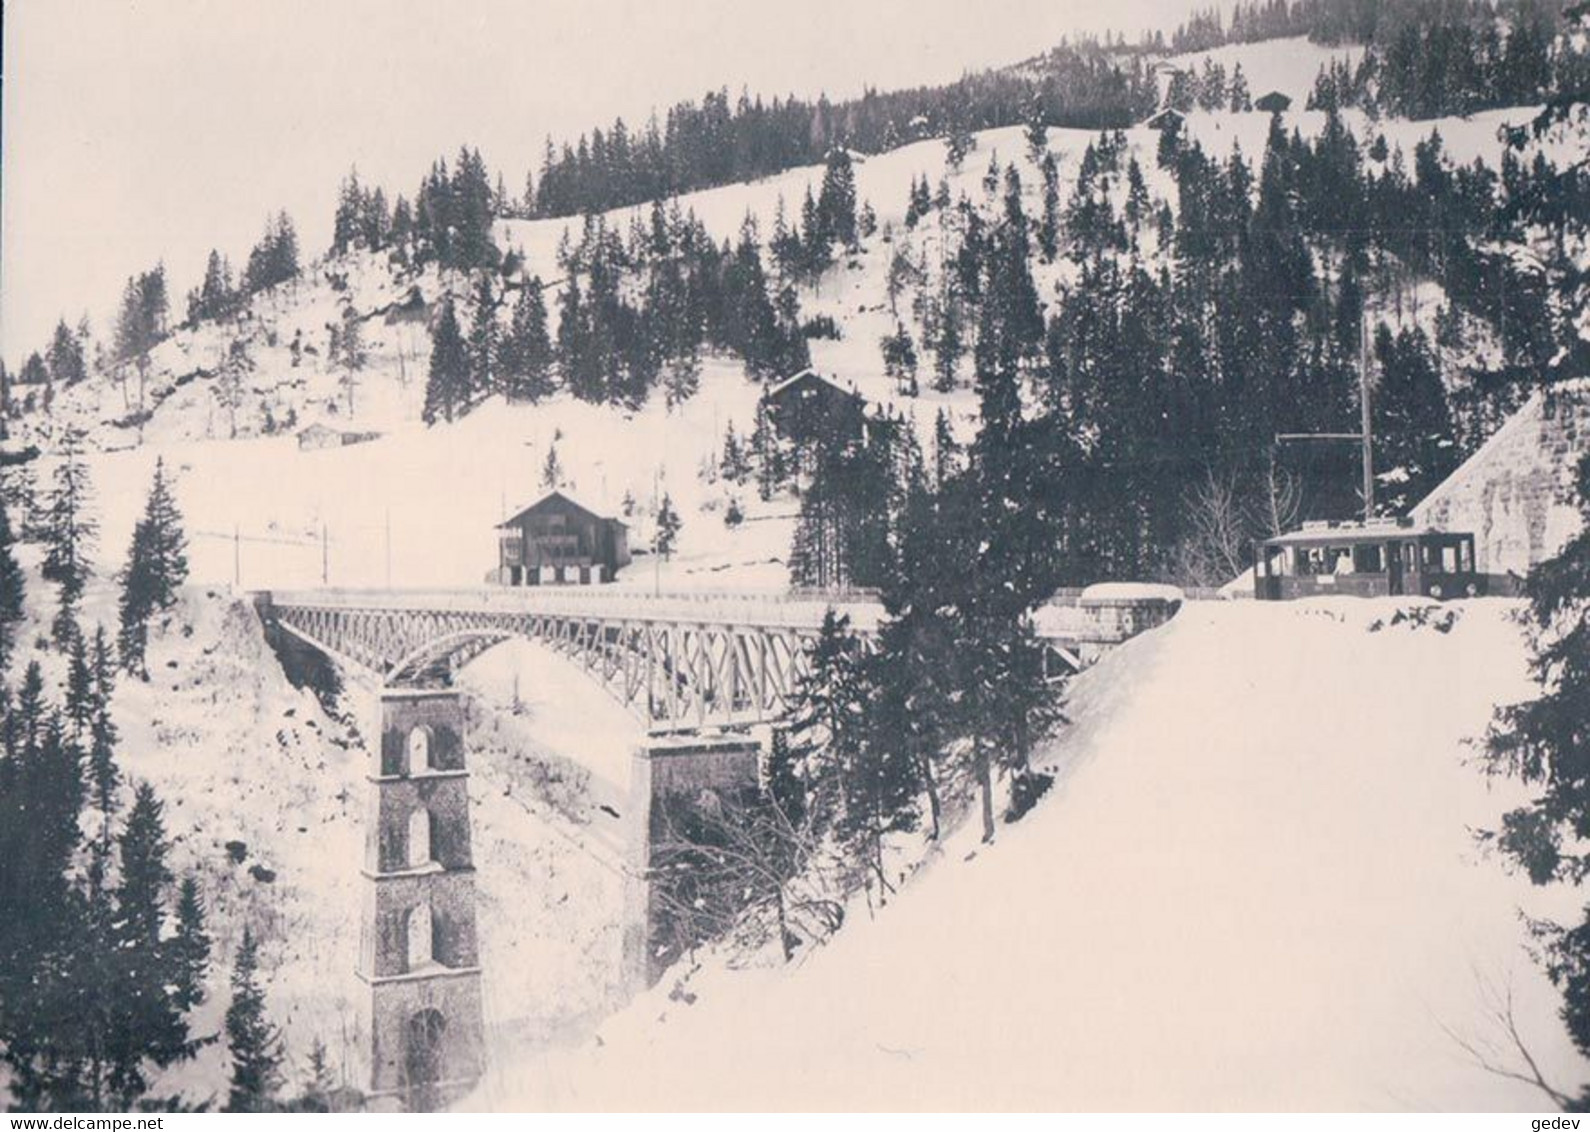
[476,597,1584,1111]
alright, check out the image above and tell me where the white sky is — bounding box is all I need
[1,0,1214,367]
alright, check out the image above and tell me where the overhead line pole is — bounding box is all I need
[1272,315,1376,525]
[1360,314,1375,524]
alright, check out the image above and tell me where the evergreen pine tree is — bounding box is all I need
[755,725,813,960]
[752,396,788,501]
[117,521,156,677]
[104,783,198,1105]
[335,307,368,414]
[225,927,282,1112]
[42,429,97,589]
[945,108,976,172]
[171,878,210,1014]
[466,275,498,401]
[3,464,41,541]
[300,1038,336,1112]
[880,325,920,396]
[87,626,120,822]
[932,408,960,489]
[0,500,23,671]
[1229,62,1252,111]
[43,431,96,650]
[1372,324,1456,514]
[66,632,95,744]
[1025,95,1049,165]
[115,783,171,956]
[422,300,470,424]
[216,338,252,440]
[501,277,555,402]
[1483,454,1590,1098]
[655,493,682,560]
[663,342,703,409]
[816,148,859,249]
[0,685,91,1109]
[47,318,88,389]
[1038,153,1062,261]
[720,423,753,484]
[540,443,564,490]
[116,461,185,677]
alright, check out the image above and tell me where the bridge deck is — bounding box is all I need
[261,586,1131,644]
[257,586,1178,728]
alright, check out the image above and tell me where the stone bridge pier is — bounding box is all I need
[358,689,486,1112]
[621,733,763,992]
[248,583,1184,1094]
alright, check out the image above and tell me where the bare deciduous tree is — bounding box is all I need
[652,784,846,967]
[1252,458,1304,538]
[1439,971,1577,1110]
[1173,468,1249,587]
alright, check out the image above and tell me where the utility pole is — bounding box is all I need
[234,525,241,589]
[1359,314,1374,523]
[1273,314,1377,526]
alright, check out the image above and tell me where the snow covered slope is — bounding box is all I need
[8,30,1556,603]
[477,597,1582,1111]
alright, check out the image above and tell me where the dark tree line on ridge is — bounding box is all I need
[417,153,881,421]
[1307,9,1560,119]
[517,47,1157,221]
[511,0,1569,220]
[1161,0,1563,55]
[844,94,1581,585]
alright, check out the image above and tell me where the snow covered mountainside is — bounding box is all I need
[8,35,1565,595]
[479,597,1583,1111]
[2,27,1584,1111]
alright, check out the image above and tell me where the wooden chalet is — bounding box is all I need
[1145,106,1186,131]
[764,369,867,445]
[489,490,630,586]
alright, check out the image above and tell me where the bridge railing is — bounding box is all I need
[263,586,886,633]
[261,583,1190,646]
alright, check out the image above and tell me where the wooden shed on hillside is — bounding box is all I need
[1145,107,1186,131]
[764,369,867,445]
[297,423,383,451]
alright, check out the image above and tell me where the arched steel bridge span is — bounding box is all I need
[252,586,1174,732]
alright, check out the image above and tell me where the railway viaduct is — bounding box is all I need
[249,584,1176,1109]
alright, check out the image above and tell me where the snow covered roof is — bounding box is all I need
[1263,520,1461,546]
[497,489,626,530]
[1079,582,1185,604]
[764,368,864,403]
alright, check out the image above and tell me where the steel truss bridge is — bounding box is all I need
[253,586,1171,732]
